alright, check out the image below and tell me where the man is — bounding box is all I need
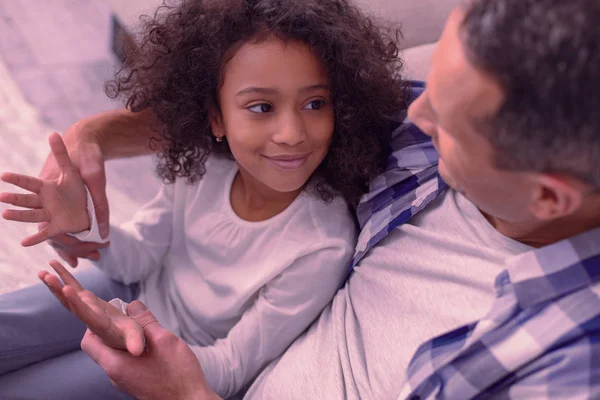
[38,0,600,398]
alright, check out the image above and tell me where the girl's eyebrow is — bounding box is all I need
[236,87,278,96]
[298,84,331,94]
[236,84,330,97]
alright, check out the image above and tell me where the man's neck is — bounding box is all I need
[484,206,600,248]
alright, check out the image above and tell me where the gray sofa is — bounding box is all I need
[354,0,462,80]
[110,0,462,80]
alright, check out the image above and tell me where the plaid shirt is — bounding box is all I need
[378,93,600,398]
[398,226,600,399]
[342,81,447,282]
[349,82,600,398]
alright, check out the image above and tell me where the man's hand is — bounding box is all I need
[38,108,160,241]
[40,259,145,356]
[0,133,89,246]
[82,300,222,400]
[39,119,110,238]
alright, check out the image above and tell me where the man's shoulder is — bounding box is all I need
[350,82,445,269]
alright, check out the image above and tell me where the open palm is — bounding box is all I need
[40,259,146,356]
[0,132,89,246]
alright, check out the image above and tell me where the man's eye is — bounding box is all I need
[248,103,273,113]
[303,100,326,110]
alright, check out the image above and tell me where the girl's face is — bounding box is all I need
[211,36,334,195]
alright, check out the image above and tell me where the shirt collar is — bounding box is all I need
[355,81,435,227]
[505,226,600,309]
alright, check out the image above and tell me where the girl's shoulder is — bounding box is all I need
[203,154,236,176]
[187,154,236,187]
[166,154,235,198]
[297,188,358,245]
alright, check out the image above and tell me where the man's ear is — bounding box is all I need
[529,174,586,221]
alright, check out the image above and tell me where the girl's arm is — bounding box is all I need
[84,183,176,285]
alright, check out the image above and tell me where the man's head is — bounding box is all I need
[409,0,600,242]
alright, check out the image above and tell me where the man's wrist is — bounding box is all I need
[62,115,105,158]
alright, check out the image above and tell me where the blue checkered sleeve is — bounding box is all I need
[342,82,446,283]
[398,227,600,399]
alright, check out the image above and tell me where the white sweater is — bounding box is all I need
[86,156,357,398]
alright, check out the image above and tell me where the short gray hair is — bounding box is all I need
[461,0,600,188]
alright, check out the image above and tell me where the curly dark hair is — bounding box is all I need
[107,0,407,204]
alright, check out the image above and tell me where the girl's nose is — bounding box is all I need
[272,111,307,146]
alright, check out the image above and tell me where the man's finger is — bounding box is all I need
[2,208,50,223]
[48,260,84,290]
[127,301,163,335]
[0,172,43,194]
[78,150,110,238]
[48,233,86,247]
[59,241,109,254]
[81,328,124,367]
[91,195,110,238]
[53,247,78,268]
[53,249,96,260]
[47,240,108,261]
[48,132,76,171]
[0,192,42,209]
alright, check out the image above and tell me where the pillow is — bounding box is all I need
[402,43,435,81]
[353,0,462,49]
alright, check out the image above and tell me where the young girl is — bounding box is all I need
[0,0,405,398]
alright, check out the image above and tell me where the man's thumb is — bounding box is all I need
[128,300,148,317]
[127,300,161,332]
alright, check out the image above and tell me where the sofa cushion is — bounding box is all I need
[110,0,460,51]
[402,43,435,81]
[353,0,462,49]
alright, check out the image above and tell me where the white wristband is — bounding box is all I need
[108,298,129,314]
[67,186,109,243]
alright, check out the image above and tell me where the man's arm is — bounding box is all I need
[483,335,600,399]
[70,108,159,160]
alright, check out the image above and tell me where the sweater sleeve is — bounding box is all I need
[90,183,175,284]
[191,231,356,398]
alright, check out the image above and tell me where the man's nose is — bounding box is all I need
[408,94,437,139]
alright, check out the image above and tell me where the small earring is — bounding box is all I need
[215,136,223,143]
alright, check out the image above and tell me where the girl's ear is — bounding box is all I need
[209,108,224,140]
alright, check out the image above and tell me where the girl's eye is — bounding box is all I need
[248,103,273,113]
[303,99,326,111]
